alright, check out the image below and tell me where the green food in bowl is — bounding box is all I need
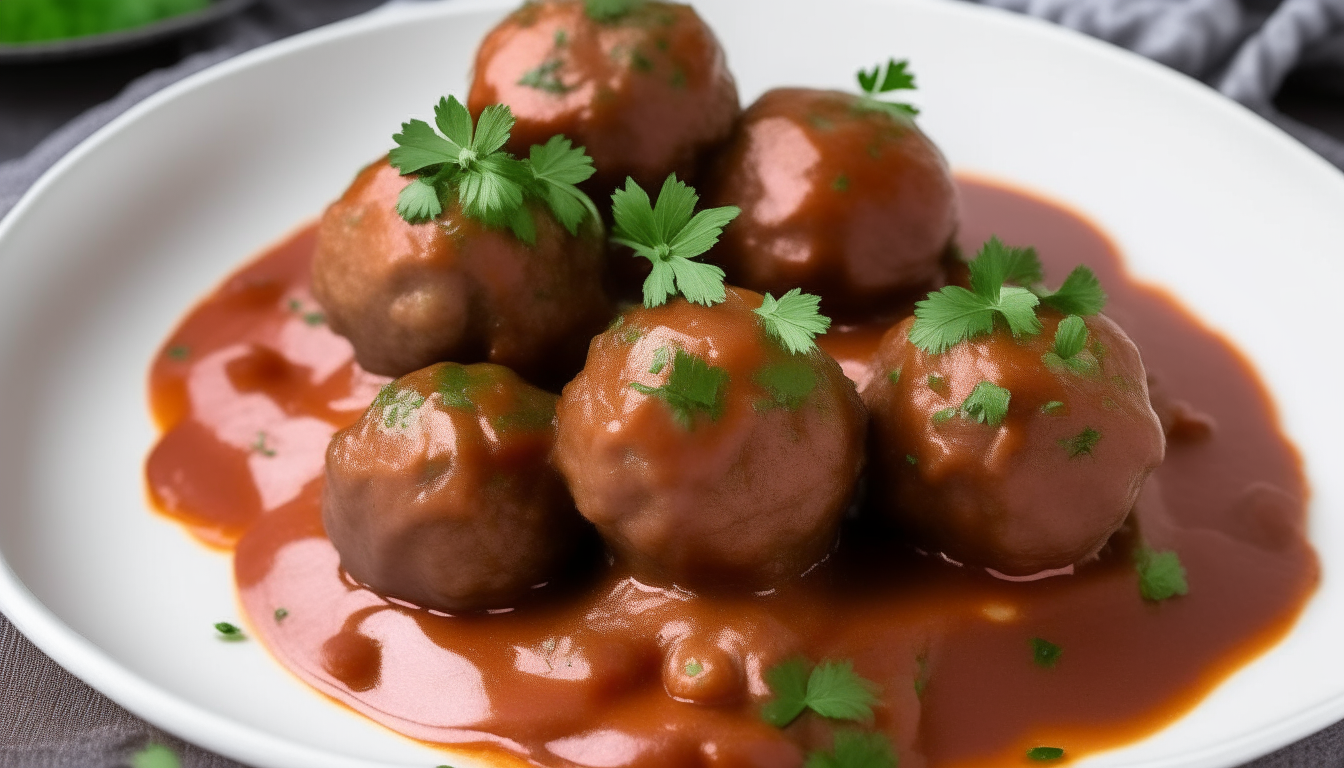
[0,0,210,44]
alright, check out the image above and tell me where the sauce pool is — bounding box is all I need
[146,177,1318,767]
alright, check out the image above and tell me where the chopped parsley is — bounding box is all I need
[388,96,598,241]
[1042,400,1065,415]
[630,348,728,428]
[436,365,480,410]
[926,374,947,394]
[586,0,643,22]
[755,288,831,354]
[961,381,1011,426]
[804,731,898,768]
[374,386,426,429]
[887,368,901,385]
[1135,545,1189,602]
[855,58,919,119]
[1042,315,1099,376]
[931,407,956,425]
[1031,638,1062,668]
[214,622,244,640]
[1061,426,1101,458]
[762,658,880,727]
[250,431,277,457]
[165,345,190,361]
[684,659,703,677]
[909,237,1106,354]
[518,59,569,94]
[1027,746,1065,761]
[649,346,669,374]
[611,174,740,308]
[274,608,289,622]
[754,357,818,411]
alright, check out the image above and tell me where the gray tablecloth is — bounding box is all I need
[2,1,1343,766]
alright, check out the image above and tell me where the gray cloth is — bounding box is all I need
[1,1,1343,767]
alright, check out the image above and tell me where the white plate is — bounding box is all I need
[2,1,1343,766]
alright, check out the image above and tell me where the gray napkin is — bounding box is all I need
[2,1,1343,767]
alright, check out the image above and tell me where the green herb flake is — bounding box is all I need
[214,622,244,640]
[250,431,277,457]
[926,373,947,394]
[611,174,739,308]
[631,49,654,71]
[805,731,898,768]
[1027,746,1065,761]
[1042,400,1065,415]
[374,386,426,429]
[684,659,704,677]
[1042,315,1099,376]
[931,407,957,425]
[274,608,289,622]
[130,743,181,768]
[1031,638,1062,668]
[887,368,901,385]
[905,454,918,466]
[762,658,880,728]
[554,29,568,46]
[1033,265,1107,316]
[755,288,831,354]
[585,0,643,22]
[629,348,729,429]
[669,68,687,88]
[832,174,850,192]
[855,58,920,120]
[961,381,1011,426]
[649,346,670,374]
[518,58,569,94]
[909,236,1044,354]
[165,345,190,361]
[1061,426,1101,458]
[1135,545,1189,602]
[754,357,818,411]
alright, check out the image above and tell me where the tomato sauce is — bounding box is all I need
[145,177,1318,767]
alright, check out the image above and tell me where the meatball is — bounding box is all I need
[703,88,958,318]
[323,362,587,612]
[311,159,610,386]
[862,313,1165,575]
[468,0,739,196]
[553,287,867,590]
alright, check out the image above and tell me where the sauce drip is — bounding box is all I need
[146,178,1318,767]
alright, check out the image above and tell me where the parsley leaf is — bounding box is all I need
[214,622,244,640]
[755,288,832,354]
[1027,746,1065,761]
[1061,426,1101,458]
[1042,315,1100,376]
[388,96,597,242]
[805,731,898,768]
[1034,265,1107,316]
[909,237,1043,354]
[961,381,1011,426]
[684,659,703,677]
[518,58,569,94]
[855,58,919,119]
[755,357,818,411]
[1135,545,1189,601]
[629,348,729,429]
[762,658,880,727]
[1031,638,1062,668]
[611,175,740,307]
[586,0,643,21]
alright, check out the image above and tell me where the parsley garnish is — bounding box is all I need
[762,658,880,727]
[374,386,426,429]
[684,659,703,677]
[274,608,289,622]
[1042,315,1099,376]
[214,622,244,640]
[649,346,669,374]
[931,407,956,425]
[130,744,180,768]
[926,374,947,394]
[586,0,643,21]
[855,58,919,119]
[887,368,901,385]
[1061,426,1101,458]
[611,174,740,308]
[1031,638,1062,668]
[518,59,569,94]
[755,357,818,411]
[165,345,190,361]
[1027,746,1065,761]
[1135,545,1188,601]
[630,348,729,428]
[755,288,831,354]
[909,237,1106,354]
[1042,400,1065,414]
[388,96,597,242]
[436,365,480,410]
[961,381,1011,426]
[250,431,276,457]
[804,731,898,768]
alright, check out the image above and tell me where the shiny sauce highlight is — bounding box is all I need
[146,178,1318,767]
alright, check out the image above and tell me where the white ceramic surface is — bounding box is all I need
[1,1,1343,766]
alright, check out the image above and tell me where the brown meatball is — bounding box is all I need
[311,159,610,386]
[703,88,958,318]
[323,362,586,612]
[468,0,739,197]
[553,287,867,590]
[862,313,1165,575]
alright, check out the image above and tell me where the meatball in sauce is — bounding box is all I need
[554,287,866,591]
[323,362,588,612]
[469,0,739,195]
[703,87,958,318]
[311,159,610,386]
[863,312,1166,576]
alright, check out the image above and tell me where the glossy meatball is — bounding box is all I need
[468,0,739,196]
[553,288,867,590]
[862,313,1165,575]
[323,362,586,612]
[703,88,958,318]
[311,159,610,386]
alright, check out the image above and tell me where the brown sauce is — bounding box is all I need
[146,177,1318,767]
